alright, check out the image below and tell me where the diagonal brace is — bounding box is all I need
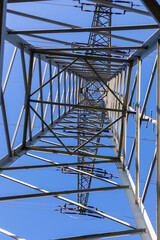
[29,104,70,153]
[73,115,124,153]
[30,58,78,97]
[84,59,125,107]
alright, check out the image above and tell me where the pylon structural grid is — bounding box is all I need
[0,0,159,239]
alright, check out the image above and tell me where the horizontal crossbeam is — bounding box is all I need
[26,146,119,160]
[0,186,129,201]
[54,229,146,240]
[0,159,119,171]
[30,99,125,112]
[8,24,158,35]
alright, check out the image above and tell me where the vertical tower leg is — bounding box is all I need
[0,0,7,103]
[136,57,141,204]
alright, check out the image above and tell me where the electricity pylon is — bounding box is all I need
[0,0,159,239]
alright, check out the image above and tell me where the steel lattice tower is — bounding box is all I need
[0,0,160,240]
[77,4,111,207]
